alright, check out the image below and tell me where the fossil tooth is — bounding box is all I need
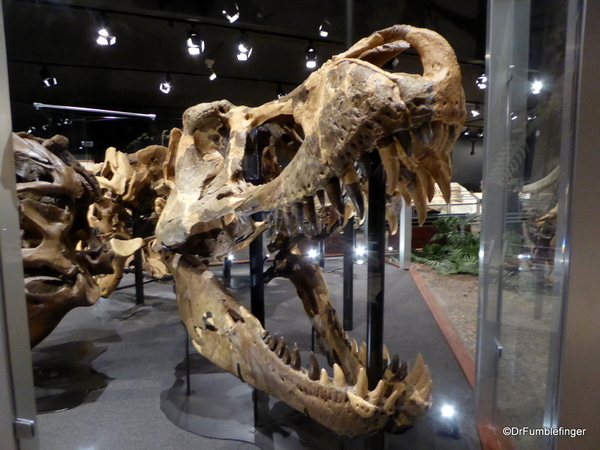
[367,379,386,405]
[316,189,326,208]
[358,341,367,366]
[377,142,400,196]
[355,367,368,398]
[303,196,318,233]
[320,368,330,385]
[308,352,320,381]
[282,346,292,365]
[333,363,346,387]
[291,345,301,371]
[325,177,345,216]
[347,391,377,418]
[352,338,359,354]
[383,344,390,366]
[419,379,433,401]
[388,354,400,374]
[276,336,287,358]
[413,121,433,150]
[386,204,399,235]
[344,182,365,221]
[261,329,270,340]
[404,353,426,385]
[384,389,401,412]
[269,333,279,351]
[397,360,408,381]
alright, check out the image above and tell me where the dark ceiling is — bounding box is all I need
[3,0,486,154]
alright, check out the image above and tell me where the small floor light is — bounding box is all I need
[40,65,57,87]
[222,3,240,23]
[531,79,543,94]
[159,73,171,94]
[318,20,331,38]
[96,15,116,46]
[237,32,252,61]
[305,43,318,69]
[187,25,205,55]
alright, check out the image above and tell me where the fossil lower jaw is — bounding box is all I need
[167,244,432,436]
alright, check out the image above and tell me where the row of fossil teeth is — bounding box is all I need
[260,329,427,412]
[265,120,457,234]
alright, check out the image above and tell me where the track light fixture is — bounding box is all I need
[222,3,240,23]
[305,43,318,69]
[276,84,286,98]
[237,32,252,61]
[477,127,484,138]
[462,126,472,137]
[187,25,205,55]
[471,104,481,117]
[96,15,116,46]
[205,59,217,81]
[476,72,487,89]
[318,20,331,38]
[40,65,57,87]
[159,73,171,94]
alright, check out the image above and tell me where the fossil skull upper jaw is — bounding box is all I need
[156,25,465,258]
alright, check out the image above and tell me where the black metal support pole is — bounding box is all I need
[249,212,265,326]
[366,153,386,390]
[318,239,325,268]
[223,256,232,280]
[132,209,145,305]
[343,217,355,331]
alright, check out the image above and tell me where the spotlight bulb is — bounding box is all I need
[40,66,57,87]
[305,44,318,69]
[159,74,172,94]
[531,79,543,95]
[96,17,116,46]
[236,34,252,61]
[209,70,217,81]
[187,30,205,55]
[318,20,331,38]
[222,3,240,23]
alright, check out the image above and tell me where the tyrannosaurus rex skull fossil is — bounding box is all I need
[14,133,114,347]
[156,25,466,436]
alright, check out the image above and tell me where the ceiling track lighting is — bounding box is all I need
[305,42,318,69]
[471,103,481,117]
[318,19,331,38]
[222,2,240,23]
[187,24,205,56]
[205,59,217,81]
[237,32,252,61]
[476,72,487,90]
[159,73,171,94]
[96,14,116,46]
[40,65,57,87]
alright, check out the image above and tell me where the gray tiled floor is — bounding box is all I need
[33,259,480,450]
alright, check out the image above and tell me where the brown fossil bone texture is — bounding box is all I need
[86,140,174,296]
[156,25,465,436]
[14,133,114,347]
